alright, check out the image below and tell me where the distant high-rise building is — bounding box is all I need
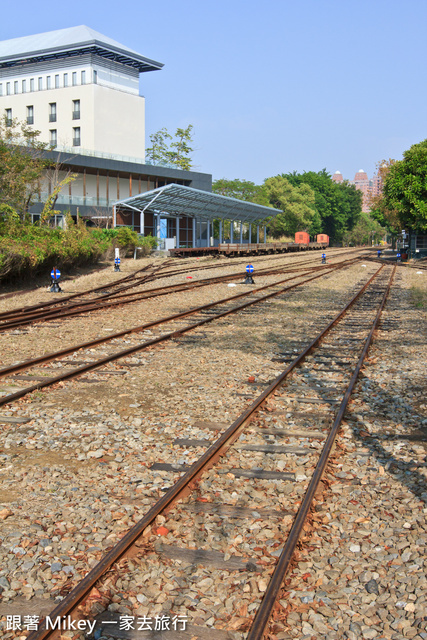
[331,169,380,213]
[332,171,343,183]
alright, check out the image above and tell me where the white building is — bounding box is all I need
[0,25,162,159]
[0,26,211,227]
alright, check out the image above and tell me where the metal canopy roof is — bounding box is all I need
[115,184,281,224]
[0,26,163,73]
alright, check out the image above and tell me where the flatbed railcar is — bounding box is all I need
[169,241,328,258]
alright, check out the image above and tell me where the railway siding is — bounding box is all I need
[0,257,425,639]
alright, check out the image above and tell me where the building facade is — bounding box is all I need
[0,26,212,224]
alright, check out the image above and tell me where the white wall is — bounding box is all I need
[1,81,145,159]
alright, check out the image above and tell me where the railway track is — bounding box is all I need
[22,264,396,640]
[0,257,361,408]
[0,249,365,333]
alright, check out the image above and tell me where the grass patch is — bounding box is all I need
[410,286,427,309]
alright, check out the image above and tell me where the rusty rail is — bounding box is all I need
[26,264,391,640]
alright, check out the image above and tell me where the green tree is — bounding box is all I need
[381,140,427,233]
[0,116,50,217]
[283,169,362,242]
[343,212,386,246]
[263,175,321,237]
[212,178,269,205]
[167,125,194,171]
[368,159,400,233]
[145,125,194,170]
[145,128,172,166]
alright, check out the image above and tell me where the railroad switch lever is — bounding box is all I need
[114,247,121,271]
[321,253,326,264]
[244,264,255,284]
[50,267,62,293]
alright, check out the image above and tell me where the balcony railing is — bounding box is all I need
[72,110,80,120]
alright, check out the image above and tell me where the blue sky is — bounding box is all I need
[2,0,426,184]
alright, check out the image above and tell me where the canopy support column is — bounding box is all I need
[192,218,196,248]
[176,216,180,248]
[219,221,223,244]
[249,223,252,245]
[240,222,243,244]
[264,225,267,244]
[113,205,116,228]
[257,225,260,243]
[230,221,234,243]
[139,211,144,236]
[156,214,161,248]
[207,220,210,247]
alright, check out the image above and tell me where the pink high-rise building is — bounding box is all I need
[332,169,379,212]
[332,171,344,183]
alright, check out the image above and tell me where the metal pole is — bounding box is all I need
[219,220,223,244]
[257,225,260,243]
[192,218,196,248]
[112,205,116,228]
[240,222,243,244]
[264,225,267,244]
[207,220,210,247]
[156,214,161,248]
[176,216,180,249]
[249,223,252,245]
[230,221,234,243]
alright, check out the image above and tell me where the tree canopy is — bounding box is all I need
[145,125,194,171]
[263,176,321,237]
[212,170,363,242]
[0,116,50,217]
[282,169,362,242]
[212,178,269,205]
[381,140,427,233]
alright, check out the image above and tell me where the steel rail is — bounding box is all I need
[0,262,352,407]
[26,264,389,640]
[246,265,396,640]
[0,253,363,332]
[0,253,355,329]
[0,248,364,325]
[0,262,168,321]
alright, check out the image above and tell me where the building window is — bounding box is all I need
[14,81,19,94]
[81,70,86,85]
[30,78,35,92]
[6,82,10,95]
[55,74,59,88]
[5,108,12,126]
[49,103,57,122]
[49,129,57,147]
[72,99,80,120]
[73,127,81,146]
[22,79,26,93]
[46,76,51,90]
[93,69,97,84]
[63,73,68,87]
[72,72,77,86]
[38,77,43,91]
[27,105,34,125]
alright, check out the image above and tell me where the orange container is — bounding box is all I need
[316,234,329,245]
[295,232,310,244]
